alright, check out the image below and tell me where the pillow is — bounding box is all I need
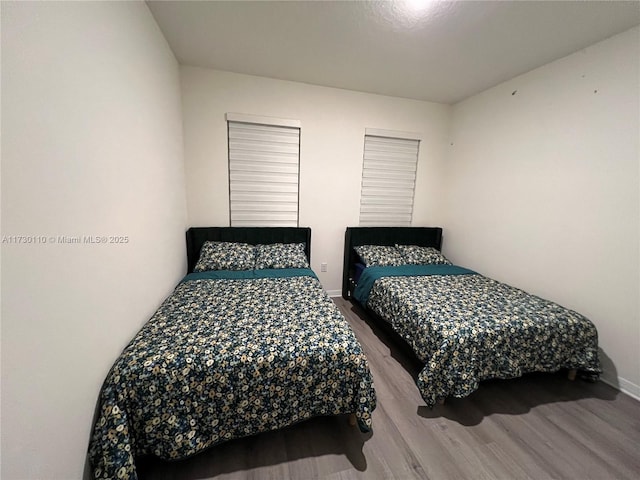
[255,243,310,269]
[396,244,451,265]
[354,245,405,267]
[194,241,255,272]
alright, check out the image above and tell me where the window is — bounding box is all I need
[227,113,301,227]
[359,128,421,227]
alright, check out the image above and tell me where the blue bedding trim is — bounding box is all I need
[353,264,477,305]
[181,268,317,284]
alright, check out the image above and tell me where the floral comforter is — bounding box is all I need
[356,265,600,407]
[89,269,376,479]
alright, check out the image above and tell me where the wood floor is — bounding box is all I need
[138,297,640,480]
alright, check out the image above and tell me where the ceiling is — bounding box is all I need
[147,0,640,104]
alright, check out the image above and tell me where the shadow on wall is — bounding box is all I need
[83,393,103,480]
[598,348,619,389]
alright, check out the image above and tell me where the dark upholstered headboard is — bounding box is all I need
[342,227,443,299]
[186,227,312,274]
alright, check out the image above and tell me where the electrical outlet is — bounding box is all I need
[320,262,327,272]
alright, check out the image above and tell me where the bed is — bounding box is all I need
[89,227,376,480]
[342,226,600,407]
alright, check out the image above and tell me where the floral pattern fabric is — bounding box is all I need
[89,272,376,479]
[395,245,452,265]
[365,273,600,407]
[193,241,255,272]
[254,243,310,269]
[354,245,406,267]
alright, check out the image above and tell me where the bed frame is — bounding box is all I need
[342,227,443,299]
[186,227,312,274]
[341,226,581,391]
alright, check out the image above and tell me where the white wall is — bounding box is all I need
[181,67,451,294]
[444,27,640,397]
[1,2,187,479]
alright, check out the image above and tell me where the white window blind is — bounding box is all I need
[359,131,420,227]
[227,114,300,227]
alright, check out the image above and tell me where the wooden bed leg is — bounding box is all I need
[568,369,577,381]
[348,413,357,427]
[436,397,445,405]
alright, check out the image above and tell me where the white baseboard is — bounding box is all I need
[327,289,342,298]
[600,372,640,402]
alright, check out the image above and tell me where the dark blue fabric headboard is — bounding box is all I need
[186,227,311,274]
[342,227,443,299]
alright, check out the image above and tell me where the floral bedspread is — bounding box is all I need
[89,270,376,479]
[362,269,600,407]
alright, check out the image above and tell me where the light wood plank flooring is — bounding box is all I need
[138,297,640,480]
